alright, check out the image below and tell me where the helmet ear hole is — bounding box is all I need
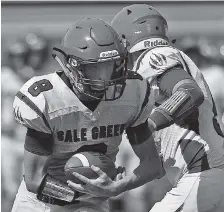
[156,26,159,30]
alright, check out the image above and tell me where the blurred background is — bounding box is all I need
[1,1,224,212]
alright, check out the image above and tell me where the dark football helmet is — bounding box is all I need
[53,18,127,100]
[111,4,169,53]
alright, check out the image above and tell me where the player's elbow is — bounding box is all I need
[24,174,43,194]
[25,178,39,193]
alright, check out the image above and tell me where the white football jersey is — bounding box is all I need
[134,45,224,171]
[13,71,153,179]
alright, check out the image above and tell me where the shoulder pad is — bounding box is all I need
[126,71,143,80]
[134,46,183,81]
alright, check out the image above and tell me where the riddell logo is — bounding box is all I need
[144,39,168,48]
[99,50,119,58]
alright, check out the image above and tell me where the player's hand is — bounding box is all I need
[67,165,121,198]
[76,193,108,204]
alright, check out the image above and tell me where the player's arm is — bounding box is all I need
[24,128,80,205]
[148,66,205,131]
[110,79,165,194]
[13,82,80,205]
[114,121,165,194]
[24,128,52,193]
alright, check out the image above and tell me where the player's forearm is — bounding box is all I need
[25,169,80,205]
[115,136,165,195]
[24,150,49,193]
[115,157,165,195]
[24,129,54,193]
[37,173,80,204]
[24,150,79,205]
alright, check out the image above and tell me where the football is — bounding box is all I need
[64,151,117,184]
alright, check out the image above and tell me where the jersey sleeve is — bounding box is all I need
[129,79,153,127]
[13,77,52,134]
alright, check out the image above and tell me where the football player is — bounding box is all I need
[111,4,224,212]
[11,18,164,212]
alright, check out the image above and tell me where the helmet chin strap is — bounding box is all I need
[52,54,104,100]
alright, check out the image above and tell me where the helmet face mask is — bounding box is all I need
[66,55,127,99]
[53,19,127,101]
